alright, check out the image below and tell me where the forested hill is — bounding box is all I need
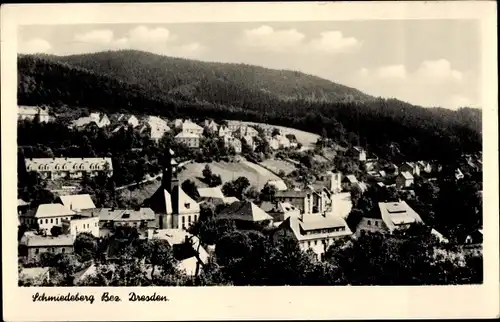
[18,51,482,161]
[39,50,375,104]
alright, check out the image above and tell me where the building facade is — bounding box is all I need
[25,157,113,180]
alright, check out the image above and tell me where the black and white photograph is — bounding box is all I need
[2,2,498,321]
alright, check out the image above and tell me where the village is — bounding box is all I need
[17,105,483,285]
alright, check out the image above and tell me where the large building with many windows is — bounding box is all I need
[24,157,113,180]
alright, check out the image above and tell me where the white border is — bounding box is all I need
[2,2,498,321]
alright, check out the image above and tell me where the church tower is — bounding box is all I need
[162,148,179,193]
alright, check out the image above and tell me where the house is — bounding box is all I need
[175,132,200,148]
[322,171,342,194]
[341,175,358,191]
[144,149,201,230]
[455,168,465,180]
[218,125,232,138]
[386,164,399,175]
[18,106,50,123]
[242,135,256,151]
[417,161,432,173]
[274,190,314,214]
[274,135,291,149]
[126,115,140,128]
[378,170,386,178]
[399,162,420,176]
[259,201,300,222]
[61,215,100,240]
[197,186,225,205]
[173,118,184,129]
[355,217,387,237]
[395,171,414,189]
[227,120,243,132]
[266,179,288,191]
[182,121,204,136]
[223,135,242,153]
[18,199,30,216]
[273,214,352,260]
[20,203,76,232]
[147,229,209,277]
[144,116,170,141]
[91,207,156,230]
[378,201,423,233]
[217,200,273,229]
[285,134,299,148]
[56,194,96,212]
[25,157,113,180]
[20,234,74,261]
[204,120,219,132]
[347,146,367,162]
[304,186,329,214]
[268,137,280,150]
[245,126,259,138]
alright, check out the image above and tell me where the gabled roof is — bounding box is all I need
[18,199,29,207]
[175,131,200,139]
[278,215,352,241]
[147,185,200,215]
[94,207,155,221]
[197,187,225,199]
[274,190,308,198]
[223,196,239,204]
[218,201,273,222]
[25,234,74,247]
[182,121,203,131]
[31,204,76,218]
[57,194,95,211]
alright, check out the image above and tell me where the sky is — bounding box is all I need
[18,20,481,110]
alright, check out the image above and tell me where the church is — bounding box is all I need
[144,149,200,230]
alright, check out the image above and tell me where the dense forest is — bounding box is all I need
[18,51,482,163]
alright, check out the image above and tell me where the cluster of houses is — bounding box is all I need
[18,106,52,123]
[24,157,113,181]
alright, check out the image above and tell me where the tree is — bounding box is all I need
[202,165,213,181]
[222,176,251,200]
[50,226,63,237]
[181,179,200,201]
[208,174,222,187]
[74,232,98,262]
[260,183,278,202]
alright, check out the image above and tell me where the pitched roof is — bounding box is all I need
[223,196,239,204]
[58,194,95,211]
[182,121,203,131]
[218,201,273,222]
[93,208,155,221]
[32,204,76,218]
[147,185,200,215]
[25,157,113,172]
[25,234,74,247]
[399,171,414,180]
[279,215,352,241]
[274,190,308,198]
[378,201,423,232]
[175,131,200,139]
[197,187,225,199]
[18,199,29,207]
[18,106,49,116]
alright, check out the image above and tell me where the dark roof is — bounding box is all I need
[274,190,308,198]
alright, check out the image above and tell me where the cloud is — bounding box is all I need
[240,25,305,52]
[239,25,361,54]
[18,38,51,54]
[56,26,204,58]
[75,29,114,44]
[351,60,476,109]
[308,31,361,54]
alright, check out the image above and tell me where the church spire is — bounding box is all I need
[162,148,179,193]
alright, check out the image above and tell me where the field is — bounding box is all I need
[240,121,320,150]
[122,161,282,202]
[259,159,297,176]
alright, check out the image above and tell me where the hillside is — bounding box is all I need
[17,51,482,162]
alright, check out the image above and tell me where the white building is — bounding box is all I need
[56,194,96,212]
[25,157,113,180]
[322,171,342,194]
[182,121,204,136]
[378,201,423,233]
[218,125,232,137]
[21,203,76,233]
[223,135,242,153]
[175,132,200,148]
[62,216,99,240]
[145,116,171,141]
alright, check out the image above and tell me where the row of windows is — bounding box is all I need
[39,217,71,225]
[304,238,336,248]
[306,227,346,235]
[34,247,66,254]
[181,214,198,230]
[366,220,379,227]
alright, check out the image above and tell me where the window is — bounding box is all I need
[62,248,65,253]
[35,248,39,254]
[375,221,379,227]
[45,219,48,224]
[308,241,311,247]
[39,219,43,224]
[188,216,191,223]
[95,222,98,227]
[314,240,317,246]
[367,220,371,226]
[182,217,185,223]
[50,218,53,224]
